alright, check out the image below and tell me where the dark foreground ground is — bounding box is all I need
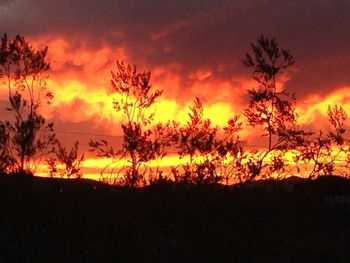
[1,175,350,262]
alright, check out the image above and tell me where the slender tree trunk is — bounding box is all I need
[130,150,137,186]
[20,153,25,173]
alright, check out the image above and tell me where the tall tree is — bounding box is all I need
[243,35,298,179]
[89,61,166,186]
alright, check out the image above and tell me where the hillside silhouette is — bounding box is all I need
[1,174,350,262]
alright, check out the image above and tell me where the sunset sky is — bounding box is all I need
[1,0,350,177]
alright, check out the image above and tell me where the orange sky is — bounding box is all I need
[32,36,350,178]
[1,0,350,178]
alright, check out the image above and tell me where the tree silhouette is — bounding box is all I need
[244,35,296,149]
[89,61,171,186]
[243,35,299,179]
[0,34,55,174]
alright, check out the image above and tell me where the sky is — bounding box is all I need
[1,0,350,177]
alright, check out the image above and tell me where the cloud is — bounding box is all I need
[2,0,349,99]
[1,0,350,155]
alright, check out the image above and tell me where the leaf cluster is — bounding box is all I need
[243,35,294,87]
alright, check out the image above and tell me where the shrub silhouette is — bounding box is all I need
[293,105,350,178]
[172,97,221,184]
[46,141,84,178]
[171,97,244,184]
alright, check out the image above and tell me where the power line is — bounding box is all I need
[55,130,122,138]
[55,130,267,148]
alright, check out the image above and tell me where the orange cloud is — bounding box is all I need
[24,36,249,136]
[297,86,350,126]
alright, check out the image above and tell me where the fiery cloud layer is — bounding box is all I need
[1,0,350,176]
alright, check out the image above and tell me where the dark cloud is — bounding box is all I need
[2,0,350,99]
